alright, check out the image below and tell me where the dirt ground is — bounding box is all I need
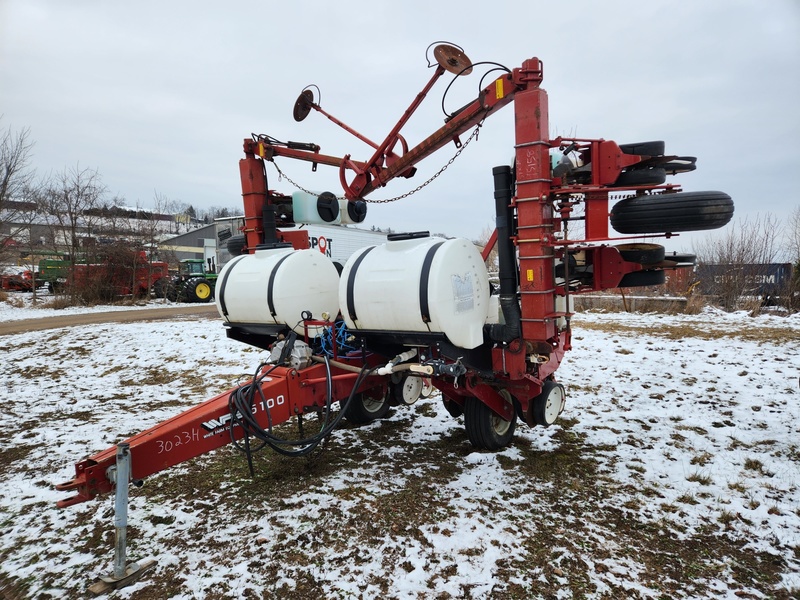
[0,304,219,336]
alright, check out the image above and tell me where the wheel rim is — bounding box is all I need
[491,390,514,436]
[362,394,385,414]
[398,376,423,405]
[543,386,564,424]
[490,413,512,436]
[196,283,211,299]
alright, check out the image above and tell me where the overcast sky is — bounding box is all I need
[1,0,798,253]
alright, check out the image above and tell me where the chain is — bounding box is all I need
[270,120,484,203]
[271,162,323,198]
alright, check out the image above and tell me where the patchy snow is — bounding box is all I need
[0,304,798,598]
[0,291,184,322]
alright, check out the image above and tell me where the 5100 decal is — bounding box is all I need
[200,395,287,436]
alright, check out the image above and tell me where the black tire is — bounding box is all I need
[616,243,665,265]
[184,277,213,303]
[619,141,665,156]
[344,388,390,424]
[226,235,247,256]
[442,395,463,418]
[613,167,667,188]
[464,395,516,451]
[166,282,179,302]
[662,157,697,175]
[529,380,566,427]
[610,191,733,234]
[153,278,170,298]
[618,269,666,287]
[663,251,696,265]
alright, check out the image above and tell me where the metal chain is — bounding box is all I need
[270,121,484,203]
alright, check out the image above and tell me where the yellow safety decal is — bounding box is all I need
[495,78,504,99]
[258,143,266,158]
[526,269,534,282]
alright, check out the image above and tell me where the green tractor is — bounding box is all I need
[155,258,217,303]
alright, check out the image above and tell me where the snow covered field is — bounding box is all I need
[0,304,798,598]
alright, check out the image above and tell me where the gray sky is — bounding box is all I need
[1,0,798,253]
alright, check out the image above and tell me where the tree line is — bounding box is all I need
[1,122,239,300]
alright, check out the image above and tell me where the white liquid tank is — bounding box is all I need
[216,247,340,335]
[339,235,490,349]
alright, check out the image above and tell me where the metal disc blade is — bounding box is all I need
[293,89,315,122]
[433,44,473,75]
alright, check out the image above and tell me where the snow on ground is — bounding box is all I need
[0,304,798,598]
[0,290,176,322]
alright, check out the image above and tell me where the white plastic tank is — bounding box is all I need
[292,190,340,224]
[216,247,340,335]
[339,235,490,349]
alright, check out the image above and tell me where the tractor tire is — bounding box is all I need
[344,388,390,424]
[610,191,733,234]
[226,235,247,256]
[464,394,516,451]
[616,243,665,265]
[618,269,666,288]
[619,141,665,156]
[184,277,214,303]
[166,281,179,302]
[153,278,169,298]
[613,167,667,188]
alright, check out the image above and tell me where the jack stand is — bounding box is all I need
[88,443,157,596]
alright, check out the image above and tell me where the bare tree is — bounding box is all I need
[14,185,47,303]
[0,121,37,264]
[131,191,179,300]
[40,165,106,263]
[786,206,800,311]
[693,214,782,311]
[475,223,498,277]
[38,165,106,302]
[787,206,800,266]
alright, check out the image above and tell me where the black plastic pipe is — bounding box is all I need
[487,165,522,343]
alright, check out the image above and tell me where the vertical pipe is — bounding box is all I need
[492,166,516,295]
[112,443,130,579]
[487,166,522,343]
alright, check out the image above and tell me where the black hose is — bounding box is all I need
[227,358,373,462]
[487,164,522,343]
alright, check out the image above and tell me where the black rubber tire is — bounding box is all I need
[664,251,697,265]
[616,243,665,265]
[619,141,665,156]
[442,395,463,418]
[662,157,697,175]
[464,396,516,451]
[610,191,734,234]
[153,277,171,298]
[613,167,667,188]
[618,269,666,287]
[226,235,247,256]
[184,277,213,303]
[166,282,179,302]
[530,380,566,427]
[344,388,390,424]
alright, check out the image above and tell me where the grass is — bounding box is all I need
[573,318,800,345]
[76,410,789,600]
[1,312,797,599]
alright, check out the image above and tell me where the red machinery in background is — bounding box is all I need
[57,43,732,508]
